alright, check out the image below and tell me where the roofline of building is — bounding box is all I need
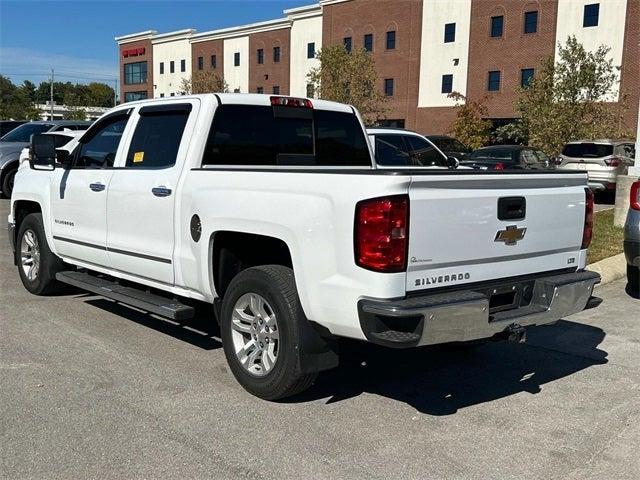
[152,28,197,44]
[190,17,291,43]
[115,30,158,44]
[283,3,322,19]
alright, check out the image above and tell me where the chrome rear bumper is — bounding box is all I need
[358,270,601,348]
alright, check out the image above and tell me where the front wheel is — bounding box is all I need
[220,265,317,400]
[1,166,17,198]
[16,213,65,295]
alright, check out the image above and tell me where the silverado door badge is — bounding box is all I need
[495,225,526,245]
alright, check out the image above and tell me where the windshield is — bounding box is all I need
[434,138,470,153]
[562,143,614,158]
[1,123,53,143]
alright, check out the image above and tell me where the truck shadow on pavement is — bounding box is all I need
[84,297,222,351]
[290,320,608,415]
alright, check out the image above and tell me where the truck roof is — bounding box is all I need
[121,93,354,113]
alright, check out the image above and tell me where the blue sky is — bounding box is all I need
[0,0,312,87]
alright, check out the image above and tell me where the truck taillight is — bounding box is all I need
[604,156,622,167]
[270,96,313,108]
[631,181,640,211]
[582,187,594,249]
[355,195,409,273]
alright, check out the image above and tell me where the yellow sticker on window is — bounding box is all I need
[133,151,144,163]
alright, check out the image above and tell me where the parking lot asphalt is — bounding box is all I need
[1,198,639,480]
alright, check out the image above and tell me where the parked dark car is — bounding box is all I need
[462,145,553,171]
[0,120,27,137]
[426,135,472,161]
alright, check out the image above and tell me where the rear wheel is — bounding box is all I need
[1,165,17,198]
[220,265,317,400]
[17,213,65,295]
[628,265,639,295]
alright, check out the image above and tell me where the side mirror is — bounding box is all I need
[29,134,56,171]
[447,156,460,170]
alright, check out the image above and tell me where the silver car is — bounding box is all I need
[557,139,635,191]
[625,179,640,295]
[0,120,91,198]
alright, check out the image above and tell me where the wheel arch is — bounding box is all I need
[209,230,295,301]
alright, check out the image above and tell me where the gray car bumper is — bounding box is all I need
[359,270,601,348]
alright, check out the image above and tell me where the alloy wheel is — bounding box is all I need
[230,293,279,377]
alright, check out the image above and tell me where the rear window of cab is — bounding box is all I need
[201,105,371,167]
[562,143,614,158]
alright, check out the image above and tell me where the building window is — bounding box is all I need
[273,46,281,63]
[307,42,315,59]
[170,93,175,97]
[257,87,264,94]
[160,93,164,98]
[180,59,186,72]
[272,85,280,94]
[306,83,314,98]
[441,74,453,94]
[197,56,203,70]
[124,61,147,85]
[364,34,373,52]
[524,11,538,33]
[257,48,264,64]
[124,91,147,102]
[233,88,240,93]
[234,52,240,66]
[384,78,394,97]
[521,68,535,87]
[170,61,175,73]
[385,31,396,50]
[343,36,352,53]
[583,3,599,27]
[159,62,164,74]
[487,70,501,91]
[491,15,504,37]
[444,23,456,43]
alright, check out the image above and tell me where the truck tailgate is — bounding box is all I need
[406,174,588,292]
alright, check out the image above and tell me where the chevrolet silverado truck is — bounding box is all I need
[7,94,601,400]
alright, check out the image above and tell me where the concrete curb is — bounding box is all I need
[588,253,627,287]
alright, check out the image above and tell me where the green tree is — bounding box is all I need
[62,92,87,120]
[307,44,386,125]
[448,92,492,149]
[180,70,229,94]
[0,76,41,120]
[87,82,115,107]
[514,36,630,156]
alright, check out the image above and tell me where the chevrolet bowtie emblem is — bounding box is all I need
[495,225,527,245]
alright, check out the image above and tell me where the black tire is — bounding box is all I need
[220,265,317,400]
[16,213,65,295]
[1,165,17,198]
[628,264,639,295]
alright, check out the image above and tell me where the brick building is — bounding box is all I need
[116,0,639,135]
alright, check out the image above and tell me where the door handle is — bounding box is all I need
[152,186,172,197]
[89,182,105,192]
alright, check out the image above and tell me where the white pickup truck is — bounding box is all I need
[8,94,601,400]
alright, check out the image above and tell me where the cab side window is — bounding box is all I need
[521,149,539,165]
[374,135,411,166]
[75,116,129,169]
[405,136,448,167]
[125,106,190,168]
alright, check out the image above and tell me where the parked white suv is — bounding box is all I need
[8,94,601,399]
[557,139,635,191]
